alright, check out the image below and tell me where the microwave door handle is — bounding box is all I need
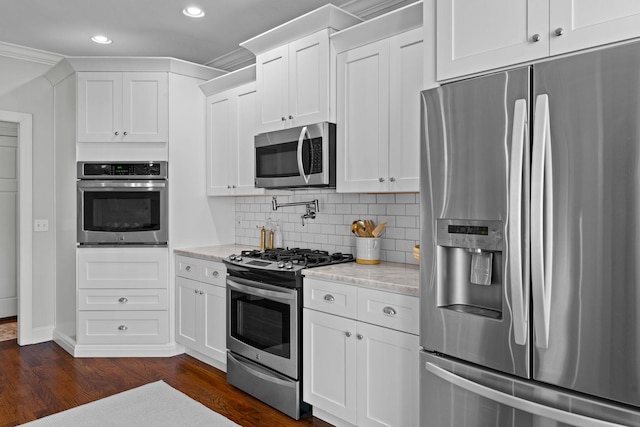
[531,94,554,349]
[508,98,529,346]
[297,126,310,184]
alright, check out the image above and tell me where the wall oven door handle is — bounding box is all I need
[77,181,167,189]
[296,126,311,184]
[227,277,295,301]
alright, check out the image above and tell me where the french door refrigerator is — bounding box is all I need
[420,40,640,426]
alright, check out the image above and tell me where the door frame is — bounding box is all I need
[0,110,33,345]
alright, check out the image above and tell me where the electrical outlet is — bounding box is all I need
[34,219,48,232]
[235,215,242,228]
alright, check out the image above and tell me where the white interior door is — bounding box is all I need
[0,122,17,318]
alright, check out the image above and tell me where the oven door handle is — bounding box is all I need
[227,277,295,301]
[77,181,166,188]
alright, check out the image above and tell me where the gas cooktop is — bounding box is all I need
[225,248,354,273]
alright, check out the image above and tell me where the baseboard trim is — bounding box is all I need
[184,347,227,372]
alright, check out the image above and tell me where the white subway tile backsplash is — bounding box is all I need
[235,191,419,265]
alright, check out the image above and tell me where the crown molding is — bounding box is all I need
[0,41,63,66]
[205,48,256,73]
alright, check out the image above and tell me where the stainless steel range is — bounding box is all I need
[224,248,354,419]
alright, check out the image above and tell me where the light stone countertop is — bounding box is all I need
[174,245,420,297]
[303,261,420,297]
[173,244,256,262]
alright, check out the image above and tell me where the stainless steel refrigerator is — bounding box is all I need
[420,41,640,426]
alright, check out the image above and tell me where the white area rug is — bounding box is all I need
[20,380,241,427]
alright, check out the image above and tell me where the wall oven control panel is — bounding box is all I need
[78,161,167,179]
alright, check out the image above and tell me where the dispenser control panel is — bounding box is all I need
[436,219,503,251]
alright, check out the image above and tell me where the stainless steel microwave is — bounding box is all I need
[254,122,336,189]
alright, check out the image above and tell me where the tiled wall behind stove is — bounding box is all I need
[234,190,420,265]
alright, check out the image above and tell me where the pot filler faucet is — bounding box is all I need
[272,196,319,226]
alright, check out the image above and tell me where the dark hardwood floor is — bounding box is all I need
[0,338,332,427]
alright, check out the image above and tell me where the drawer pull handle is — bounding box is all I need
[324,294,335,302]
[118,325,128,331]
[212,271,219,277]
[118,297,128,303]
[185,265,192,272]
[383,306,397,316]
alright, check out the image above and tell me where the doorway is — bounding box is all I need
[0,121,18,319]
[0,110,33,345]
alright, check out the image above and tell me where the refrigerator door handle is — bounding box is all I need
[531,94,554,349]
[508,98,529,346]
[425,362,622,427]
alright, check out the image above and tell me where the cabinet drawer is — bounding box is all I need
[78,311,168,344]
[357,287,419,335]
[78,289,168,311]
[201,260,226,287]
[304,278,357,318]
[175,255,200,280]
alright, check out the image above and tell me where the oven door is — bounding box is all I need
[77,180,168,245]
[227,276,298,379]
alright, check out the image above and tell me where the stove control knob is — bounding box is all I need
[277,261,286,269]
[236,256,242,262]
[229,254,236,261]
[285,261,294,270]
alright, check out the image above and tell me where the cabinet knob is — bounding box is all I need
[389,177,396,182]
[379,177,385,183]
[383,306,397,316]
[185,265,192,272]
[531,34,541,42]
[346,331,352,337]
[232,185,236,189]
[123,131,128,136]
[281,117,286,121]
[212,270,219,277]
[288,115,294,120]
[200,290,204,295]
[118,325,128,331]
[114,131,119,136]
[118,297,128,303]
[555,28,564,36]
[227,185,232,189]
[194,289,199,294]
[357,334,364,340]
[324,294,335,302]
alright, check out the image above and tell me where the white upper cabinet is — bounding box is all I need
[77,71,168,142]
[256,30,330,133]
[336,22,423,193]
[241,4,362,134]
[437,0,640,81]
[204,78,264,196]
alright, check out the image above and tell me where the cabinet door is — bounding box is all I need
[206,92,234,195]
[388,28,423,192]
[356,322,419,427]
[336,39,390,193]
[201,283,226,363]
[436,0,548,80]
[289,30,330,128]
[256,45,289,133]
[234,83,264,195]
[550,1,640,56]
[77,72,122,142]
[303,309,357,424]
[176,277,199,348]
[121,72,168,142]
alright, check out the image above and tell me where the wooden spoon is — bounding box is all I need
[372,222,387,237]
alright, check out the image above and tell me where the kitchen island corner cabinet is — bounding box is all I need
[302,277,419,427]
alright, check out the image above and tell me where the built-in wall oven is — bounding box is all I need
[224,248,354,420]
[77,161,168,246]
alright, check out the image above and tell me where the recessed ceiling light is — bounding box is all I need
[182,6,205,18]
[91,35,112,45]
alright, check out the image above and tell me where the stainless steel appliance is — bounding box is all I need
[254,122,336,189]
[224,248,354,419]
[77,161,168,246]
[420,41,640,426]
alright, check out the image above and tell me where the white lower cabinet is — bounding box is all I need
[175,255,227,369]
[303,278,419,427]
[77,247,169,346]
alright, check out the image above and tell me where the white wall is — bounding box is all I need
[0,74,56,338]
[0,56,54,97]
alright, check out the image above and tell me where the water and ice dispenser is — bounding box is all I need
[436,219,503,319]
